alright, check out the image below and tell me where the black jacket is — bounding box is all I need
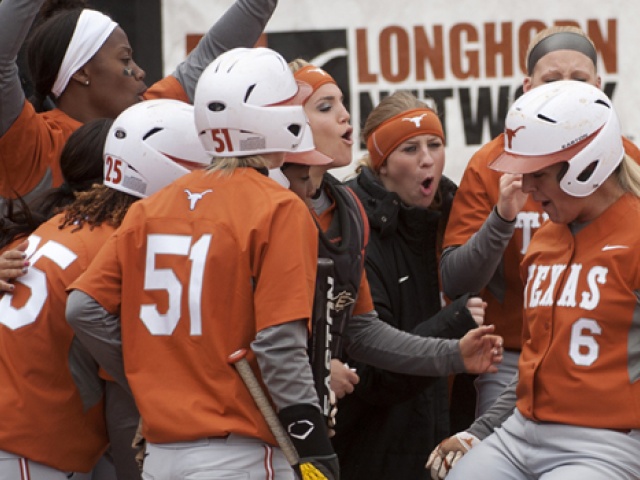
[332,167,477,480]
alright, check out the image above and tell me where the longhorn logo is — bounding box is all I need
[401,113,428,128]
[505,126,526,149]
[184,189,212,210]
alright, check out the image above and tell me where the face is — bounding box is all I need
[303,83,353,168]
[379,134,445,208]
[521,163,588,223]
[523,49,601,92]
[282,164,314,201]
[83,27,147,119]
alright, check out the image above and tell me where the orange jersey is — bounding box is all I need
[517,193,640,429]
[70,168,319,444]
[0,76,188,199]
[0,214,113,471]
[444,135,640,350]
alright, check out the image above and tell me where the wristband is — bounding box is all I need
[277,404,334,458]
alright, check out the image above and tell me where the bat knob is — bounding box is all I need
[228,348,248,364]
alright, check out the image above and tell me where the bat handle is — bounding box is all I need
[228,349,301,469]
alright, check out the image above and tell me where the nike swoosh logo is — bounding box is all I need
[602,245,629,251]
[399,276,409,284]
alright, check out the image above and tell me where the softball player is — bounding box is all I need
[67,48,339,480]
[0,98,209,479]
[444,81,640,480]
[440,26,640,424]
[0,0,278,207]
[289,62,503,401]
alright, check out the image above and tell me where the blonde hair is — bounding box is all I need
[357,90,437,172]
[289,58,310,73]
[616,155,640,197]
[526,26,596,70]
[206,155,271,176]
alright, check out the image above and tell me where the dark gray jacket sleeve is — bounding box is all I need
[172,0,278,102]
[252,320,321,411]
[440,207,516,299]
[344,310,466,376]
[0,0,42,136]
[467,371,518,440]
[66,289,131,395]
[349,296,478,407]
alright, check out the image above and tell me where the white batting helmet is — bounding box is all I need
[490,80,623,197]
[103,99,210,198]
[193,47,311,157]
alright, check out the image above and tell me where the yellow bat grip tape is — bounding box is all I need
[300,462,329,479]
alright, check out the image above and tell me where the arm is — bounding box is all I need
[441,170,527,300]
[426,372,518,479]
[251,320,320,410]
[412,294,480,339]
[172,0,278,101]
[350,295,480,406]
[440,208,515,298]
[344,311,502,377]
[66,289,131,395]
[0,0,42,136]
[345,310,464,376]
[467,371,517,440]
[252,321,338,479]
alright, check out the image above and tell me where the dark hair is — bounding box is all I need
[39,0,87,21]
[60,185,137,232]
[26,8,83,112]
[0,118,112,250]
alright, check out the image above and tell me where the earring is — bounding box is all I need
[85,80,90,86]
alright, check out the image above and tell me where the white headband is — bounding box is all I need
[52,9,118,98]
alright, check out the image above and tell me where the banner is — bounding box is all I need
[162,0,639,183]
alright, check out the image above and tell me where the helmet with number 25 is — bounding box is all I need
[194,47,314,157]
[103,99,210,199]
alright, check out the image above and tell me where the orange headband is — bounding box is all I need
[367,108,444,172]
[293,65,337,104]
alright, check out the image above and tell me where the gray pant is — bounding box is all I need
[142,434,294,480]
[449,409,640,480]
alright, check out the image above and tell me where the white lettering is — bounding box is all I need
[580,266,607,310]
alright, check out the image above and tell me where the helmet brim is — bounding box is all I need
[490,130,598,174]
[284,148,333,166]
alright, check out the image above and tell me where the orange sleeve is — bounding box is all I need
[143,75,190,103]
[0,103,79,198]
[68,227,123,315]
[353,269,375,316]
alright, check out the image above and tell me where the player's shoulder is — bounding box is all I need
[466,134,505,169]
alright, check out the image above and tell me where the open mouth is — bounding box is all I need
[342,127,353,144]
[421,177,434,190]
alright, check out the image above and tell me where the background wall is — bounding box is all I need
[161,0,640,184]
[15,0,634,184]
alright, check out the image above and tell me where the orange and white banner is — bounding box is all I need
[162,0,639,183]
